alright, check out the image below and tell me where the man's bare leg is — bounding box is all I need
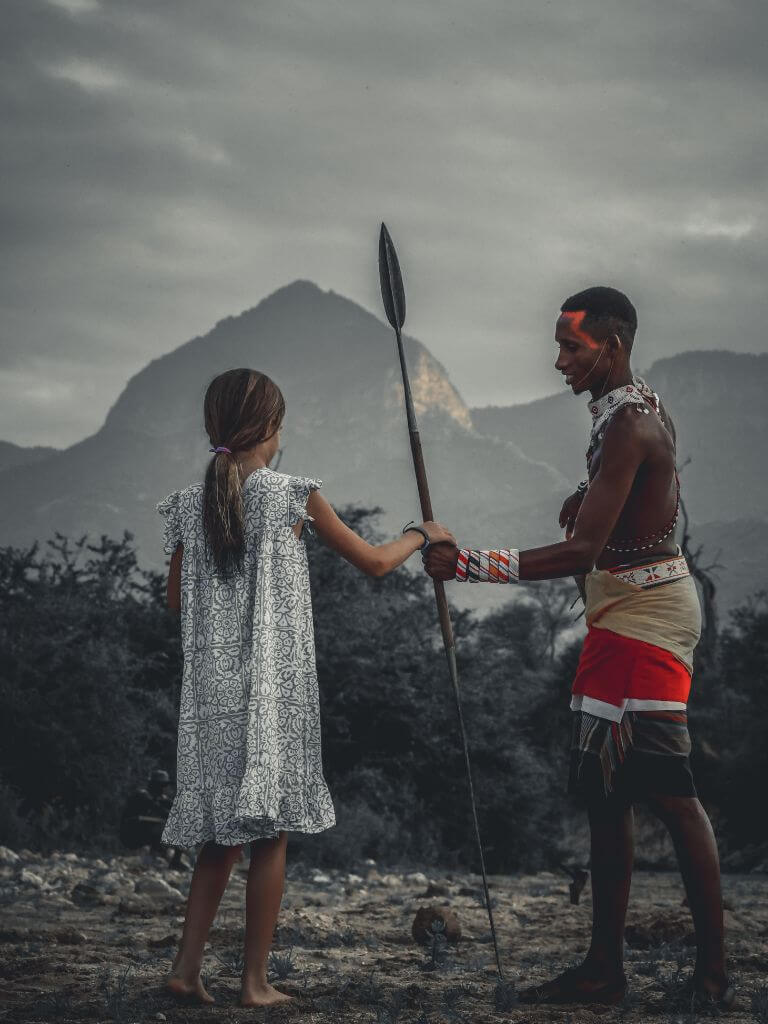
[583,798,634,978]
[167,841,243,1003]
[646,795,729,998]
[240,832,293,1007]
[520,797,632,1003]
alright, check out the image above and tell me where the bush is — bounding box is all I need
[307,510,575,872]
[0,533,181,851]
[2,516,765,868]
[690,592,768,850]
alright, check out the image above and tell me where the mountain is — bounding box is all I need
[472,351,768,524]
[0,282,565,572]
[2,287,762,614]
[0,441,59,474]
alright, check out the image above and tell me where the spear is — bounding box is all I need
[378,222,504,980]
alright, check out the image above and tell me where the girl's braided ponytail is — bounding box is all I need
[202,369,285,575]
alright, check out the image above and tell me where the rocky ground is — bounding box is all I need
[0,845,766,1024]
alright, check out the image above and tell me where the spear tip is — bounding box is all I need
[378,222,406,331]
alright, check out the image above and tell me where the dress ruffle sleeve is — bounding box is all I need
[156,491,183,555]
[288,476,322,528]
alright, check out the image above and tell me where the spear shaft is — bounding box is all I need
[379,223,504,980]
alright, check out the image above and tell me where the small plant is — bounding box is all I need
[39,987,74,1016]
[375,989,408,1024]
[656,969,703,1020]
[421,918,449,972]
[329,974,354,1009]
[646,938,688,962]
[277,924,308,946]
[98,964,133,1022]
[214,947,246,976]
[456,953,488,975]
[326,925,359,947]
[473,890,498,909]
[360,970,385,1006]
[493,979,517,1011]
[441,984,471,1022]
[752,986,768,1024]
[656,969,686,1004]
[615,988,640,1020]
[636,960,661,977]
[676,949,689,971]
[268,946,296,980]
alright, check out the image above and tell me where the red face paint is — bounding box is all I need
[557,310,601,349]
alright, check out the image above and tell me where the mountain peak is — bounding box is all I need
[236,279,377,330]
[263,279,324,303]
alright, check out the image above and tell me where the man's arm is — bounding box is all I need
[424,406,651,582]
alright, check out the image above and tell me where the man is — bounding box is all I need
[424,286,733,1009]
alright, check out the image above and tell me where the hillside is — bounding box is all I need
[471,351,768,523]
[0,282,564,570]
[0,441,59,474]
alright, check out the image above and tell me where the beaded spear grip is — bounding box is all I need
[456,548,520,583]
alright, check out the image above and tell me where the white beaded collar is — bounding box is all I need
[588,376,658,440]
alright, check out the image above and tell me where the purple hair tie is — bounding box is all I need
[209,446,232,454]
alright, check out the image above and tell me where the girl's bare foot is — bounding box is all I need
[240,982,294,1007]
[166,973,215,1004]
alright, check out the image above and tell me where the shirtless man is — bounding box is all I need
[424,286,733,1009]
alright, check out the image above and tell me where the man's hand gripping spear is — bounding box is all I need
[378,223,504,981]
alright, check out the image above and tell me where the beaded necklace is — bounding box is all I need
[585,377,680,553]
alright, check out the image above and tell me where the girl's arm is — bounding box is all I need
[306,491,454,578]
[167,544,182,613]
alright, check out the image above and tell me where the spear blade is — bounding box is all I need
[379,222,406,332]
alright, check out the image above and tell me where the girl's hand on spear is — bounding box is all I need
[423,542,460,580]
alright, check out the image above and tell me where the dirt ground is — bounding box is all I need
[1,847,766,1024]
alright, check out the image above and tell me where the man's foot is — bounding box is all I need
[518,964,627,1005]
[240,982,294,1007]
[165,973,215,1004]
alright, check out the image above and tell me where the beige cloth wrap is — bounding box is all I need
[584,570,702,673]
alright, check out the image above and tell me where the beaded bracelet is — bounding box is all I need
[455,548,520,583]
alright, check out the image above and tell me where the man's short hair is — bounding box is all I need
[560,286,637,347]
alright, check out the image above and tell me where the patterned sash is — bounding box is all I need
[608,552,689,588]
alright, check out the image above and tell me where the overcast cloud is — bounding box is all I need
[2,0,766,446]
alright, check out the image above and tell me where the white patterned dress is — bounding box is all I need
[156,469,336,847]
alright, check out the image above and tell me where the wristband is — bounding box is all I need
[576,480,589,495]
[402,522,430,550]
[455,548,519,583]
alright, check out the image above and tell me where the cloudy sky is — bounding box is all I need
[3,0,766,447]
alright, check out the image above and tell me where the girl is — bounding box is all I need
[157,368,453,1008]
